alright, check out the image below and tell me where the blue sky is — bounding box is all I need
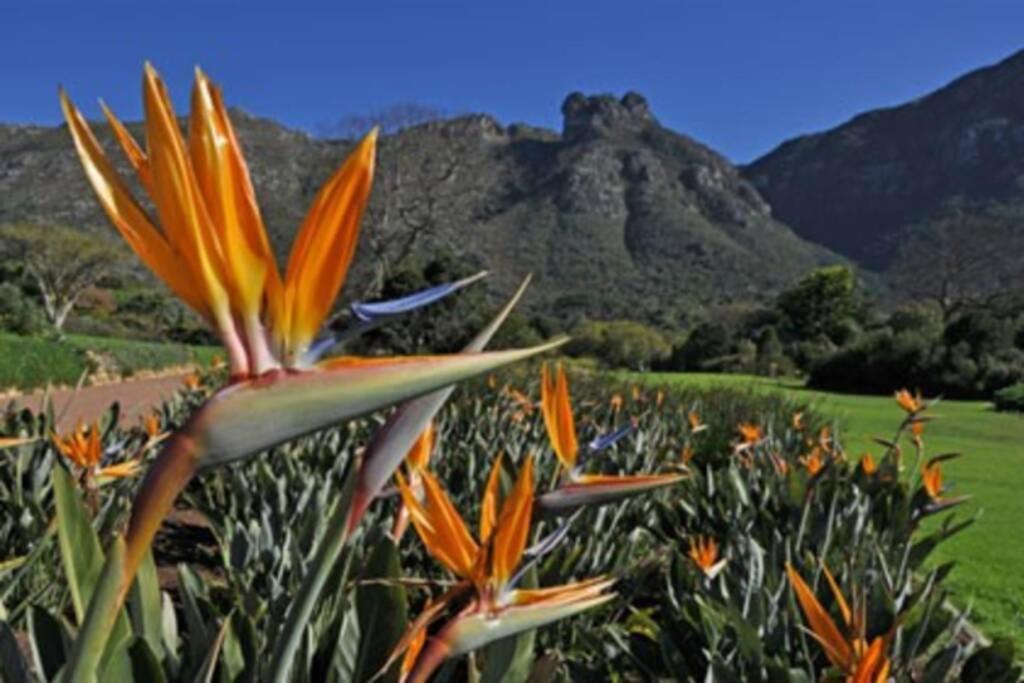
[3,1,1022,162]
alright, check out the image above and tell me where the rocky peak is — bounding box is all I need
[561,91,656,143]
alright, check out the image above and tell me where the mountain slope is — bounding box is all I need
[0,92,835,326]
[744,49,1024,268]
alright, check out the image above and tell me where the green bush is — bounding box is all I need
[0,333,86,389]
[566,319,671,370]
[993,383,1024,412]
[0,283,45,336]
[810,311,1024,399]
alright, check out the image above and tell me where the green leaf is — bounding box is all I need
[352,538,407,682]
[61,535,127,683]
[129,549,165,660]
[52,464,103,624]
[265,464,359,683]
[53,466,132,675]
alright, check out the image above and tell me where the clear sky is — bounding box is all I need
[3,1,1023,162]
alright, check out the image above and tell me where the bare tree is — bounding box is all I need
[320,102,449,139]
[360,140,463,296]
[889,213,1024,319]
[0,224,129,332]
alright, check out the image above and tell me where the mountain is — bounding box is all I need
[744,49,1024,269]
[0,92,836,327]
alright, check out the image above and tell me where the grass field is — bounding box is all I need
[0,332,220,391]
[644,372,1024,650]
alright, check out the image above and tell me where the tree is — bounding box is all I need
[0,224,129,332]
[567,319,671,371]
[889,213,1024,320]
[777,265,858,342]
[321,102,449,139]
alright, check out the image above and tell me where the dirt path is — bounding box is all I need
[3,373,192,431]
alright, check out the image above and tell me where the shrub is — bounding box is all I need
[993,382,1024,412]
[566,319,671,370]
[0,283,45,336]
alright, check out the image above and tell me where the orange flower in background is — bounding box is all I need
[921,462,943,499]
[792,411,805,431]
[143,412,161,439]
[687,409,706,434]
[210,354,226,370]
[537,364,683,511]
[859,453,877,476]
[681,445,695,465]
[183,373,202,390]
[786,563,890,679]
[894,389,923,415]
[737,422,763,445]
[801,448,825,476]
[688,536,726,577]
[610,393,624,412]
[541,365,580,472]
[655,389,665,408]
[818,425,833,452]
[505,388,535,415]
[53,421,140,480]
[910,419,925,446]
[53,421,103,469]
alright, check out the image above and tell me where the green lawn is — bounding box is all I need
[0,332,220,391]
[645,372,1024,649]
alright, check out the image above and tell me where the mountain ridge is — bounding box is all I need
[744,48,1024,268]
[0,91,837,327]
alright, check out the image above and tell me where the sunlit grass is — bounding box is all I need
[643,371,1024,649]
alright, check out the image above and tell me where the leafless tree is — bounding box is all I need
[359,134,465,297]
[889,213,1024,319]
[0,224,130,332]
[320,102,449,139]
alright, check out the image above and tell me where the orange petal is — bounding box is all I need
[188,68,279,321]
[510,576,616,607]
[59,90,209,319]
[405,423,435,473]
[785,563,853,671]
[821,563,853,631]
[282,129,377,359]
[397,470,478,579]
[142,64,233,328]
[97,460,142,480]
[479,453,504,543]
[541,364,578,470]
[100,100,153,191]
[491,455,534,588]
[850,637,890,683]
[401,622,428,677]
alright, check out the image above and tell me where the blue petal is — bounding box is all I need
[588,424,632,452]
[350,271,488,322]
